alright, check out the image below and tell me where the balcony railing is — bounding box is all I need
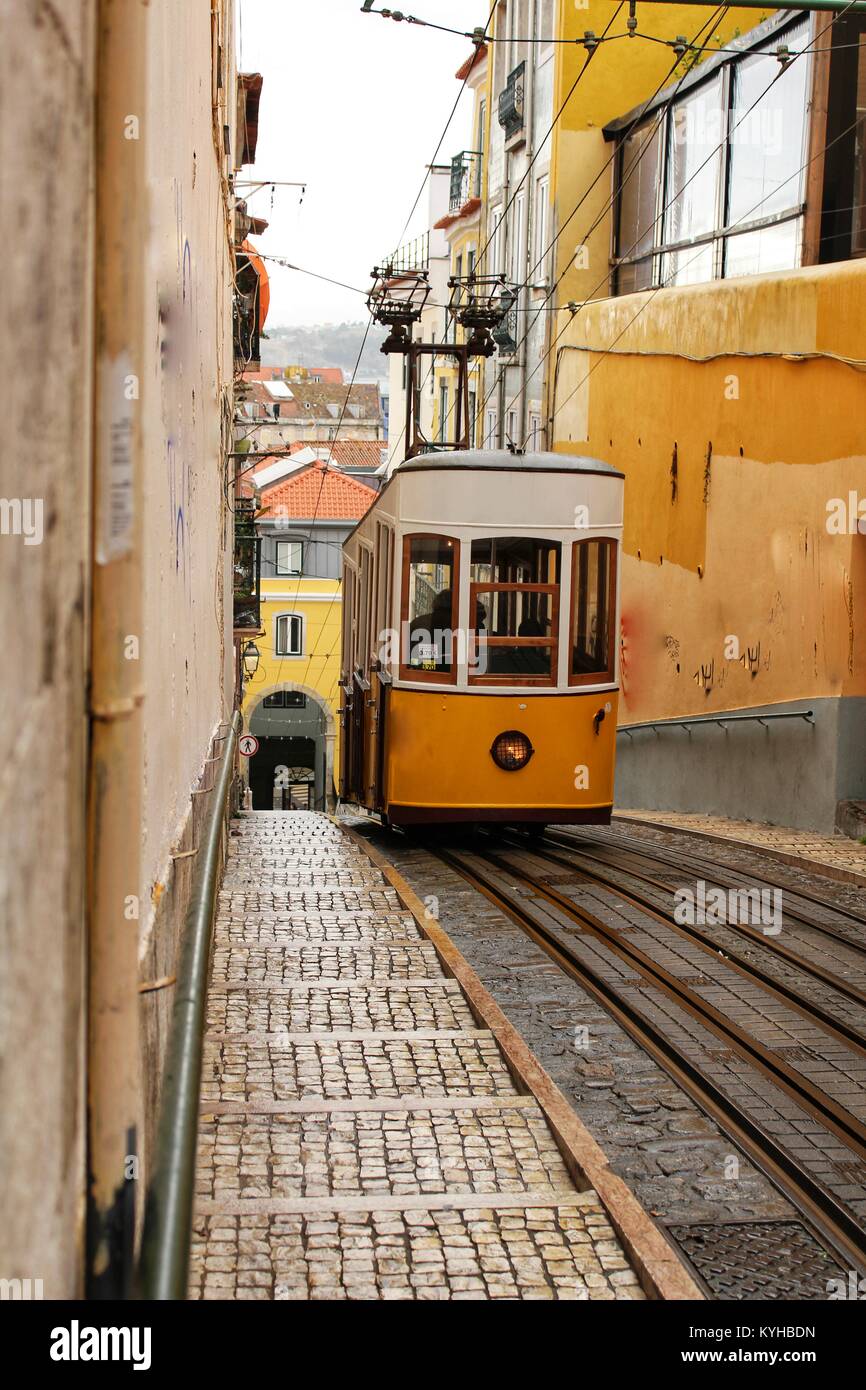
[233,500,262,630]
[497,61,525,141]
[385,233,430,276]
[449,151,483,212]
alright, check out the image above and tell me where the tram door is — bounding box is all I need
[341,554,371,805]
[367,522,394,811]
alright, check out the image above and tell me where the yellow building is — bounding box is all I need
[542,3,866,831]
[241,460,376,807]
[425,2,866,831]
[432,44,489,448]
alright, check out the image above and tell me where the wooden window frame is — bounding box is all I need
[469,580,560,687]
[399,532,461,685]
[569,538,617,687]
[275,538,303,576]
[274,612,304,658]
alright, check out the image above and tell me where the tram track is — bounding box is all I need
[560,824,866,952]
[501,830,866,1030]
[427,836,866,1279]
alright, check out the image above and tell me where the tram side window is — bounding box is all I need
[570,539,615,683]
[401,534,458,678]
[470,537,560,682]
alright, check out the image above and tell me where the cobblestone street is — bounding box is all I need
[188,812,648,1300]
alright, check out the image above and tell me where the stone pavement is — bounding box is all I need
[189,811,647,1301]
[616,810,866,885]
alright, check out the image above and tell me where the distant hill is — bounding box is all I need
[261,322,389,385]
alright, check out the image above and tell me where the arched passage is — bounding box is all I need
[244,681,336,811]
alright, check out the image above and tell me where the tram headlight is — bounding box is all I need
[490,730,534,771]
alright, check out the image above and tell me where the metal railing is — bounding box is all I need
[449,150,482,211]
[497,61,525,140]
[138,709,243,1299]
[386,233,429,276]
[618,709,815,738]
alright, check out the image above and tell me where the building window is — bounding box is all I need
[438,381,449,442]
[528,413,541,450]
[274,613,303,656]
[533,176,550,283]
[485,410,498,447]
[815,15,866,261]
[469,390,477,444]
[612,16,816,292]
[275,540,303,575]
[263,690,307,709]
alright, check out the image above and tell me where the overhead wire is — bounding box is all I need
[530,3,860,444]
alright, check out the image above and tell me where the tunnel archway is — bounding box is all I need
[244,681,335,810]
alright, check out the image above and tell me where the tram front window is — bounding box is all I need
[571,538,615,683]
[470,537,560,683]
[402,534,458,676]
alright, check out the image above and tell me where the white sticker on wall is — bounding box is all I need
[96,353,135,564]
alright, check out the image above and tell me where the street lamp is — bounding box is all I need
[242,640,260,680]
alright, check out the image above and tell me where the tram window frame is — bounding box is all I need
[373,521,394,670]
[468,536,561,688]
[342,565,356,682]
[569,537,617,686]
[399,532,461,685]
[357,543,373,675]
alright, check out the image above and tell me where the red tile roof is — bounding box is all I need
[289,440,386,469]
[259,461,376,521]
[455,45,487,81]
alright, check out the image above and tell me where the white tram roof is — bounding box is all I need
[395,449,624,479]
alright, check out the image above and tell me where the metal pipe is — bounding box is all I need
[86,0,147,1299]
[619,709,814,737]
[138,709,242,1299]
[644,0,866,7]
[641,0,866,9]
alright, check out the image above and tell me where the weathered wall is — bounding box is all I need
[552,261,866,829]
[0,0,96,1298]
[137,0,236,1169]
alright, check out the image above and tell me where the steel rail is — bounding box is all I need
[476,844,866,1146]
[520,833,866,1006]
[564,824,866,939]
[138,709,242,1300]
[433,843,866,1275]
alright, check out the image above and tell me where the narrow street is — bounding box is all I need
[3,0,866,1369]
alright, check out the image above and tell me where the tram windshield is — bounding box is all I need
[571,538,615,683]
[402,534,458,676]
[470,537,560,682]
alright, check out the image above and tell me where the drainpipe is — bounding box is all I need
[86,0,147,1297]
[517,19,536,452]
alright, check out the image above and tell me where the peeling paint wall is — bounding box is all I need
[136,0,236,1178]
[0,0,238,1296]
[551,261,866,829]
[0,0,96,1298]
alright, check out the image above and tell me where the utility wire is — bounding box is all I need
[550,102,866,431]
[512,4,851,446]
[453,4,729,446]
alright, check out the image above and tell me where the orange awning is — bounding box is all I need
[241,239,270,331]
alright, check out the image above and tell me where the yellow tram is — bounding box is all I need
[339,449,623,828]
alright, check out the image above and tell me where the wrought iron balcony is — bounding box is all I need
[449,151,483,212]
[497,61,525,141]
[385,233,430,277]
[233,499,262,631]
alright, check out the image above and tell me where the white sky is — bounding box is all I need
[239,0,487,326]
